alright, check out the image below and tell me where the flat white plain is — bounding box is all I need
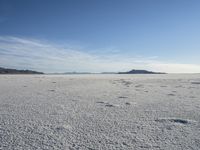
[0,74,200,150]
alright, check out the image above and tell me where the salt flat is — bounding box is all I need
[0,74,200,150]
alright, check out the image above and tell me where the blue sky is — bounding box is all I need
[1,0,200,73]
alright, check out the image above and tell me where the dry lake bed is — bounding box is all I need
[0,74,200,150]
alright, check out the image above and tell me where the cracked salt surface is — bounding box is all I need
[0,74,200,149]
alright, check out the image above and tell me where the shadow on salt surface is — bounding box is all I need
[96,101,118,107]
[160,85,167,87]
[155,118,196,125]
[48,89,55,92]
[105,104,116,107]
[115,79,133,87]
[96,101,106,104]
[135,84,144,88]
[191,82,200,85]
[118,96,128,99]
[55,124,72,132]
[96,101,136,108]
[167,93,176,96]
[175,85,183,88]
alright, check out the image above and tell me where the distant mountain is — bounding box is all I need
[0,67,44,74]
[118,69,166,74]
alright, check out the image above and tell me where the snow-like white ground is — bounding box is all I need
[0,74,200,150]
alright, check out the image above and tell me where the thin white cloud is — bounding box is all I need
[0,36,200,73]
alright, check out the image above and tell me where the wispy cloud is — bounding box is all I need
[0,36,200,73]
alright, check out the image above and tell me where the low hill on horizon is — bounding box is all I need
[118,69,166,74]
[0,67,44,74]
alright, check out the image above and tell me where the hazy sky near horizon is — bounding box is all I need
[1,0,200,73]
